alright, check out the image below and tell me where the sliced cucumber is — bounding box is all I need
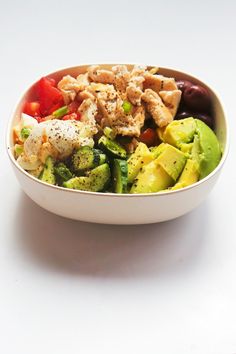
[63,163,111,192]
[71,146,101,173]
[39,156,56,185]
[112,159,128,193]
[54,162,73,185]
[98,136,127,159]
[93,149,107,165]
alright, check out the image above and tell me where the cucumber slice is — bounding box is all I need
[93,149,107,165]
[63,163,111,192]
[54,162,73,185]
[98,136,127,159]
[71,146,101,173]
[112,159,128,193]
[39,156,56,185]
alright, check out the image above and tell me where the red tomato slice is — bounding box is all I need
[139,128,156,147]
[37,77,64,116]
[24,101,41,117]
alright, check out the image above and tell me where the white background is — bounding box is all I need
[0,1,236,353]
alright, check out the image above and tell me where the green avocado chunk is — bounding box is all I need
[172,159,199,190]
[130,159,174,194]
[155,144,187,181]
[195,119,221,179]
[127,142,153,183]
[162,117,196,148]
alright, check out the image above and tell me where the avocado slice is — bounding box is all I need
[127,142,153,183]
[195,119,221,179]
[155,144,187,181]
[172,159,199,190]
[130,159,174,193]
[149,142,167,159]
[162,117,196,148]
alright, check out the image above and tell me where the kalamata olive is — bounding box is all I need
[175,111,214,129]
[183,85,211,112]
[175,111,193,120]
[176,80,193,93]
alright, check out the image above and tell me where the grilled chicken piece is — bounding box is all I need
[143,73,178,93]
[112,65,131,93]
[159,90,182,117]
[78,98,98,135]
[88,65,115,84]
[88,83,117,118]
[126,83,143,105]
[130,64,147,77]
[102,100,145,137]
[142,89,173,127]
[57,74,90,104]
[125,65,146,105]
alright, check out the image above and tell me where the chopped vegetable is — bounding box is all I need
[14,144,24,157]
[52,105,69,119]
[71,146,101,173]
[54,162,73,184]
[37,77,64,115]
[122,100,132,114]
[39,156,56,185]
[24,101,41,117]
[63,163,111,192]
[20,127,31,140]
[139,128,156,146]
[112,159,128,193]
[104,126,116,140]
[98,136,127,159]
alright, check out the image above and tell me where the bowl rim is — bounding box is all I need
[6,63,230,198]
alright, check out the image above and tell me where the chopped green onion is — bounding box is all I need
[20,127,30,140]
[52,105,69,118]
[14,144,24,157]
[104,126,116,140]
[122,100,133,114]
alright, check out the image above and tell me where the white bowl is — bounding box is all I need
[6,64,229,224]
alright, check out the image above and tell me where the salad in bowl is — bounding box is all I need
[12,64,222,195]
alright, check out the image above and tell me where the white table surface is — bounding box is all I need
[1,1,236,353]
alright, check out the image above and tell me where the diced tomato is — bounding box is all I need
[62,112,81,121]
[37,77,64,116]
[139,128,157,147]
[24,101,41,117]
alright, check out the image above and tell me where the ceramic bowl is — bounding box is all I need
[6,64,229,224]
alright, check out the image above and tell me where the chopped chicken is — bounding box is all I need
[159,90,182,117]
[88,65,115,84]
[78,98,98,135]
[143,73,178,92]
[88,83,117,119]
[126,82,143,105]
[125,65,146,105]
[130,64,147,77]
[142,89,173,127]
[58,74,89,103]
[101,100,145,137]
[112,65,131,93]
